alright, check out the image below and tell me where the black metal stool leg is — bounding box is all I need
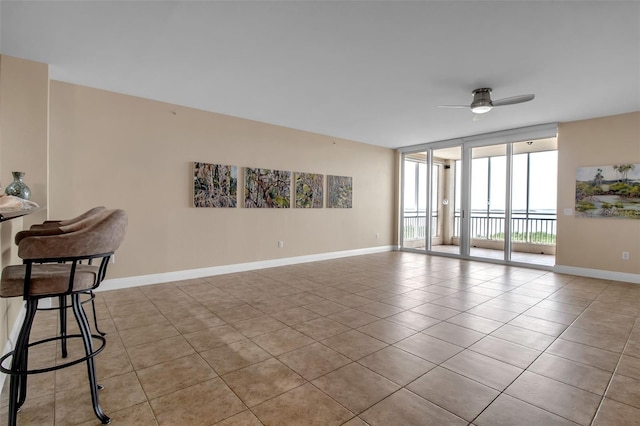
[8,299,38,426]
[16,299,39,411]
[59,295,68,358]
[71,293,110,424]
[89,291,106,336]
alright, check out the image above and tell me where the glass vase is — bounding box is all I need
[5,171,31,200]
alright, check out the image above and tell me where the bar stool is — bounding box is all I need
[0,209,127,426]
[16,207,111,357]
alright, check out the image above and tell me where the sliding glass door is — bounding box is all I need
[402,151,427,250]
[400,125,558,267]
[401,146,461,254]
[510,140,558,266]
[468,144,508,261]
[430,147,461,255]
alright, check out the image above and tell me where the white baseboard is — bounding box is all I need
[553,265,640,284]
[1,300,26,394]
[98,245,397,292]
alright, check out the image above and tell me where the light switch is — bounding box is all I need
[563,208,573,216]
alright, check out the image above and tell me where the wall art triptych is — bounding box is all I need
[193,162,351,209]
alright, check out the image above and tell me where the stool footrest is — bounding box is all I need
[35,291,96,311]
[0,334,106,375]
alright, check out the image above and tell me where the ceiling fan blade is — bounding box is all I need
[491,94,535,107]
[436,105,469,109]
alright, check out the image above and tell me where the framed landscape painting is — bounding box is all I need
[245,168,291,208]
[295,172,323,208]
[327,175,352,208]
[193,162,237,207]
[575,164,640,219]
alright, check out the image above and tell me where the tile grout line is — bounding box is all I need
[588,294,639,425]
[466,276,606,425]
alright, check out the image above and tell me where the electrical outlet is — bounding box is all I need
[376,233,379,239]
[278,241,284,248]
[622,251,630,260]
[109,254,115,264]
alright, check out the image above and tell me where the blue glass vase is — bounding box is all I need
[5,171,31,200]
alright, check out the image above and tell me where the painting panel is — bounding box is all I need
[575,163,640,219]
[327,175,352,208]
[245,168,291,208]
[295,172,324,208]
[193,162,237,208]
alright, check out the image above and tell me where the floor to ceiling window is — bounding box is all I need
[510,141,558,265]
[430,147,461,255]
[402,152,427,249]
[400,124,558,268]
[401,148,460,253]
[467,144,508,260]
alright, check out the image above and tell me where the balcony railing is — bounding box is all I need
[403,212,556,244]
[456,212,556,244]
[403,213,436,240]
[507,215,557,244]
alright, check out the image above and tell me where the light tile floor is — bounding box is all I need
[2,252,640,425]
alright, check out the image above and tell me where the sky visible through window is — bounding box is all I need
[405,150,558,217]
[468,151,558,216]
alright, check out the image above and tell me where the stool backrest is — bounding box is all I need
[18,209,128,261]
[29,206,107,230]
[57,206,107,227]
[16,206,108,244]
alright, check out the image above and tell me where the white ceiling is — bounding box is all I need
[1,1,638,149]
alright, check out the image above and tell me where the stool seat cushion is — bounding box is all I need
[0,264,99,298]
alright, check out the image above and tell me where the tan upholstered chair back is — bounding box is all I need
[17,209,128,261]
[29,206,107,230]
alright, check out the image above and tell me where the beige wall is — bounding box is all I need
[0,55,48,354]
[49,81,396,279]
[556,112,640,275]
[0,55,49,226]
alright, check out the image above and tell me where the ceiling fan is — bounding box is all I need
[437,88,535,115]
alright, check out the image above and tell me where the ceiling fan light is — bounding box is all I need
[471,105,492,114]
